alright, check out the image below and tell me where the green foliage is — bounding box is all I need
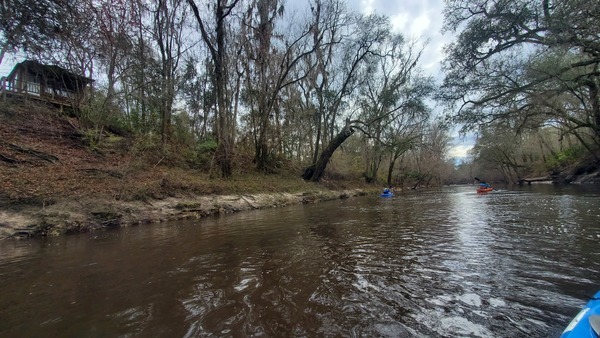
[79,92,132,136]
[547,146,586,170]
[402,170,426,181]
[190,139,218,169]
[125,106,160,135]
[132,134,160,152]
[81,129,102,152]
[172,112,194,146]
[0,0,76,58]
[328,150,364,180]
[197,139,218,153]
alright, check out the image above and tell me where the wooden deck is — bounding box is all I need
[1,78,77,107]
[1,60,93,108]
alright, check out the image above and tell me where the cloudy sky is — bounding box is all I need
[351,0,451,77]
[0,55,18,76]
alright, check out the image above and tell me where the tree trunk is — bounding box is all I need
[303,123,354,182]
[312,109,322,164]
[587,80,600,142]
[387,155,395,186]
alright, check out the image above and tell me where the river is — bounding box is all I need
[1,185,599,337]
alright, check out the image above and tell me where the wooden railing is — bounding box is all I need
[1,77,76,103]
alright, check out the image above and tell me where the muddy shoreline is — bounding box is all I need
[0,189,372,240]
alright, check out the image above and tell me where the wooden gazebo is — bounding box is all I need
[0,60,94,108]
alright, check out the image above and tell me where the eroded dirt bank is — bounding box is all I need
[0,189,371,239]
[0,104,378,240]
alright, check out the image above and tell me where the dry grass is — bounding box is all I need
[0,102,373,205]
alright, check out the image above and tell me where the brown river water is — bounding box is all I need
[1,185,599,337]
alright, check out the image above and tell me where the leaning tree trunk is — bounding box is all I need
[303,123,355,182]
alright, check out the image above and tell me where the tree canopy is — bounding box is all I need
[441,0,600,159]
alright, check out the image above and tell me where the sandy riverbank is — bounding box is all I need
[0,188,373,239]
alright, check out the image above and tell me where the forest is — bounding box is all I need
[1,0,599,189]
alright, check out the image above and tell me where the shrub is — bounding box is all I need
[546,145,586,170]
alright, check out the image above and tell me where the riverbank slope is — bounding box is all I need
[0,103,377,239]
[0,189,373,239]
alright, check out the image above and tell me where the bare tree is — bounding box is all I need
[302,13,388,181]
[240,0,319,172]
[303,14,432,182]
[151,0,188,144]
[188,0,240,178]
[306,0,350,165]
[358,34,431,183]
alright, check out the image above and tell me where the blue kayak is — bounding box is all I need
[380,192,394,198]
[562,291,600,338]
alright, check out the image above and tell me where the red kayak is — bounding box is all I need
[477,187,493,193]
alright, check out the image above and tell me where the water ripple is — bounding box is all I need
[1,185,599,337]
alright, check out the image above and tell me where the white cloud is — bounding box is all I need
[0,58,20,77]
[361,0,376,15]
[390,12,410,34]
[348,0,452,85]
[448,144,473,159]
[0,52,27,77]
[409,11,431,37]
[448,130,477,161]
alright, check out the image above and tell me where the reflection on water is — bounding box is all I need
[1,185,600,337]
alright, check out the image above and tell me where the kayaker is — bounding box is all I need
[474,177,491,188]
[479,181,491,189]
